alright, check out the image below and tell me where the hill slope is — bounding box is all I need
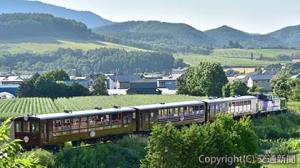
[204,25,285,48]
[0,13,96,41]
[95,21,213,45]
[268,25,300,47]
[0,0,112,28]
[204,25,251,47]
[94,21,213,54]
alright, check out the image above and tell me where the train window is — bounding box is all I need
[80,117,88,128]
[150,112,154,118]
[89,116,97,127]
[63,119,72,132]
[31,122,39,133]
[72,118,80,129]
[132,113,136,119]
[23,121,30,133]
[15,121,22,133]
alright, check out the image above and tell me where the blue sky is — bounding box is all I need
[38,0,300,34]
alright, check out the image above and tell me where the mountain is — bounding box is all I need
[204,25,286,48]
[0,13,98,41]
[93,21,214,54]
[204,25,251,47]
[268,25,300,47]
[0,0,112,28]
[94,21,213,45]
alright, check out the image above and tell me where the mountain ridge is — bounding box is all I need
[0,0,112,28]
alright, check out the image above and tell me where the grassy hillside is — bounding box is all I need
[0,40,145,54]
[176,48,300,66]
[0,95,202,119]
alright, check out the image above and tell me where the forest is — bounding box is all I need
[0,13,98,41]
[0,48,180,74]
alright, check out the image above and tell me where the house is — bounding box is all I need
[157,74,182,90]
[127,79,159,94]
[247,74,273,92]
[0,85,19,96]
[291,73,300,79]
[0,76,23,85]
[106,74,140,89]
[228,74,249,84]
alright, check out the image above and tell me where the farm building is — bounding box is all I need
[247,74,273,92]
[0,92,15,99]
[127,79,159,94]
[63,76,93,89]
[157,74,182,90]
[106,74,140,89]
[0,85,19,96]
[0,76,23,85]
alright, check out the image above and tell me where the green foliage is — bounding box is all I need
[54,135,147,168]
[223,81,249,97]
[272,77,292,98]
[253,112,300,139]
[0,119,41,168]
[22,149,55,168]
[141,115,259,168]
[17,69,89,98]
[177,62,228,96]
[92,74,108,95]
[0,13,96,41]
[289,79,300,101]
[0,48,175,74]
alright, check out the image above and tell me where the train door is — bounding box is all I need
[14,118,41,147]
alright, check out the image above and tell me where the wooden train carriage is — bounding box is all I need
[202,96,258,120]
[12,107,136,147]
[133,101,205,132]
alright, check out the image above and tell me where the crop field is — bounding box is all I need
[176,48,300,66]
[0,95,202,119]
[0,40,145,54]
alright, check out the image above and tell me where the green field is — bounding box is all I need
[0,40,145,54]
[0,95,202,119]
[176,48,300,66]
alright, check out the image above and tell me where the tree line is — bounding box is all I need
[17,69,108,98]
[0,48,180,75]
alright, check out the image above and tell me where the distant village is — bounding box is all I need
[0,65,300,99]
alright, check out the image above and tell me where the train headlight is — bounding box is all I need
[24,136,29,143]
[90,131,96,137]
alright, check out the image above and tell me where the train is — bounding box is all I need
[10,95,287,148]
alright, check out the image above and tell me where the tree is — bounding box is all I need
[272,77,292,98]
[43,69,70,81]
[92,74,108,95]
[0,119,41,168]
[289,79,300,101]
[177,62,228,97]
[222,81,249,97]
[69,83,90,97]
[16,73,40,97]
[141,115,259,168]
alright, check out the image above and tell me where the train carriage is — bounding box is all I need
[134,101,205,132]
[12,107,136,148]
[202,96,257,120]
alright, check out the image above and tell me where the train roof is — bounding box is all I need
[20,107,136,120]
[133,101,204,111]
[202,96,257,103]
